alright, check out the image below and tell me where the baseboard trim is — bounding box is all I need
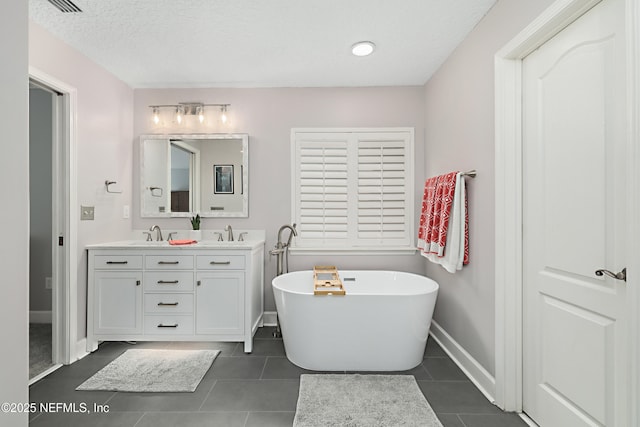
[28,364,62,386]
[263,311,277,326]
[429,320,496,403]
[519,413,538,426]
[73,338,89,363]
[29,310,52,324]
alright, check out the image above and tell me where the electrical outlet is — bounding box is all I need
[123,205,130,219]
[45,277,52,289]
[81,205,95,220]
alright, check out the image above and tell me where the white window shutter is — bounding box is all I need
[292,129,414,251]
[293,134,349,247]
[355,133,411,246]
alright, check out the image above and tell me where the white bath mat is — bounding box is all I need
[76,349,219,392]
[293,374,443,427]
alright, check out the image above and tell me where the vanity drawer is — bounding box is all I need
[144,272,194,291]
[145,255,194,270]
[196,255,245,270]
[93,255,143,270]
[144,293,194,314]
[144,315,194,335]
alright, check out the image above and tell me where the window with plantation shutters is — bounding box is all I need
[291,128,414,253]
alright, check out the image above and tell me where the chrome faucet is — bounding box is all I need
[150,225,163,241]
[225,224,234,241]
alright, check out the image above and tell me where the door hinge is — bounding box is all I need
[58,236,64,246]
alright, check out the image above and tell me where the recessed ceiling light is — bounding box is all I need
[351,41,375,57]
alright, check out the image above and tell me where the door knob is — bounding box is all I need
[595,267,626,282]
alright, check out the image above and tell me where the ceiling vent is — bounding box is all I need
[47,0,82,13]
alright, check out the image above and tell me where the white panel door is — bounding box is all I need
[522,0,628,426]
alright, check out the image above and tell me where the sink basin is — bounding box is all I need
[197,240,250,246]
[105,239,262,249]
[125,240,249,247]
[126,241,169,246]
[86,232,265,250]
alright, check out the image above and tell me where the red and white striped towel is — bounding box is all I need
[418,171,469,272]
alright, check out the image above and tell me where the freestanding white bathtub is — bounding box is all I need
[272,270,439,371]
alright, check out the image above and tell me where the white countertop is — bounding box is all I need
[87,229,266,250]
[87,239,264,250]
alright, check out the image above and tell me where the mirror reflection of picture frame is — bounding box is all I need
[214,165,234,194]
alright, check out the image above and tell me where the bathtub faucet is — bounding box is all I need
[277,224,298,250]
[271,224,297,275]
[270,224,297,338]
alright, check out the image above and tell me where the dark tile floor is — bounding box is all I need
[28,327,529,426]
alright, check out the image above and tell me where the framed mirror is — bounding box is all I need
[140,133,248,217]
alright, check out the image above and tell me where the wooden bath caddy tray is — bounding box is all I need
[313,266,346,296]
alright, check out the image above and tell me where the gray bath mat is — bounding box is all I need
[294,374,443,426]
[76,349,219,392]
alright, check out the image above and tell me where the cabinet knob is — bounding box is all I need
[136,280,140,286]
[197,280,201,286]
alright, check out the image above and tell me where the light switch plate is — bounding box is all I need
[81,205,95,220]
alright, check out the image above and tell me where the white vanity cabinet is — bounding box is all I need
[196,271,244,335]
[92,254,143,335]
[93,270,143,335]
[87,241,264,353]
[143,254,195,336]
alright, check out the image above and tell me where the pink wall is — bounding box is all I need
[134,87,426,310]
[29,22,134,340]
[423,0,556,375]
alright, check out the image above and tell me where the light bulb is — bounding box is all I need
[197,106,205,123]
[221,106,228,124]
[152,107,160,125]
[176,106,183,124]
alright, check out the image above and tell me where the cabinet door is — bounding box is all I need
[94,271,142,334]
[196,271,244,335]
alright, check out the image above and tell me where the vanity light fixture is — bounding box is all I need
[351,41,376,57]
[148,102,231,125]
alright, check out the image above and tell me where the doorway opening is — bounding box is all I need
[28,81,57,380]
[28,69,78,384]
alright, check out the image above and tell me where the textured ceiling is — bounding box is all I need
[29,0,496,88]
